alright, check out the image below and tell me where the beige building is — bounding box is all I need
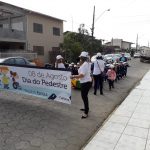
[0,1,64,63]
[105,39,133,50]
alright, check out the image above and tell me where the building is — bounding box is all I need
[105,39,133,51]
[0,1,64,63]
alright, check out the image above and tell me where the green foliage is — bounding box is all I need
[62,24,102,62]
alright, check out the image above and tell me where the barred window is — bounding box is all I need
[53,27,60,36]
[33,46,44,55]
[33,23,43,33]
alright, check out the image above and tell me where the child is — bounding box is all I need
[107,64,116,90]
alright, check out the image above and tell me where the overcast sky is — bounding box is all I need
[3,0,150,47]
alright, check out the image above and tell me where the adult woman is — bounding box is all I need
[93,52,105,95]
[55,55,65,69]
[71,51,92,119]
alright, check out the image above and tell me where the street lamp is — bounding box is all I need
[95,9,110,22]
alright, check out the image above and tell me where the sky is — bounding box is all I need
[3,0,150,47]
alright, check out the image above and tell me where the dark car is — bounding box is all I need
[0,57,35,66]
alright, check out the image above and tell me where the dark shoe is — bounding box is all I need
[81,114,88,119]
[94,92,96,95]
[100,92,103,95]
[80,108,85,111]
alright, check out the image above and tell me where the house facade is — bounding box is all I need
[0,1,64,63]
[105,39,133,51]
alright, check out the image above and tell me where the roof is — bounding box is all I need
[122,40,134,44]
[105,39,134,45]
[0,1,64,22]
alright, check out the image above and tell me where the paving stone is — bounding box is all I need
[30,138,43,147]
[55,139,68,148]
[40,143,55,150]
[15,141,30,150]
[11,130,24,137]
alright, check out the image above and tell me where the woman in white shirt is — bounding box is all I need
[55,55,65,69]
[93,52,105,95]
[71,51,92,119]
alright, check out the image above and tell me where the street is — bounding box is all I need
[0,58,149,150]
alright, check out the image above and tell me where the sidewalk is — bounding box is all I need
[83,70,150,150]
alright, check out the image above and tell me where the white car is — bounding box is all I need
[134,52,141,58]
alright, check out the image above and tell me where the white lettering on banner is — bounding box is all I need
[0,65,71,104]
[27,70,68,81]
[46,73,67,81]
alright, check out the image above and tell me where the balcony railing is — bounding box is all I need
[0,52,37,60]
[0,28,25,40]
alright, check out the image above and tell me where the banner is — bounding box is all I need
[0,65,71,104]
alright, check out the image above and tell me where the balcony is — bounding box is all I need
[0,28,26,41]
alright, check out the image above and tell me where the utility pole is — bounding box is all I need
[136,34,138,52]
[91,5,95,41]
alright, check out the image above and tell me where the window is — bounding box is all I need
[33,46,44,55]
[53,27,60,36]
[15,58,27,65]
[33,23,43,33]
[4,58,15,65]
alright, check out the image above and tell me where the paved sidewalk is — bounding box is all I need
[83,70,150,150]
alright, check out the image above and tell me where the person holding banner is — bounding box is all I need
[55,55,65,69]
[71,51,92,119]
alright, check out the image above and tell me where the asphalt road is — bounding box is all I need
[0,58,149,150]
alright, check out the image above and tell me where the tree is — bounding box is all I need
[62,32,82,63]
[62,24,103,63]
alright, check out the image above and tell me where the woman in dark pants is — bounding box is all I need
[71,51,92,119]
[93,53,105,95]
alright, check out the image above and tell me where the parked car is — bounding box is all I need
[103,54,121,63]
[103,54,114,62]
[0,57,35,66]
[124,53,131,60]
[134,52,141,58]
[45,63,54,69]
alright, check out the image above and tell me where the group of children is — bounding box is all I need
[70,60,128,91]
[103,61,128,90]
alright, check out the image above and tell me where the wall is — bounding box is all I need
[111,39,122,48]
[26,13,63,63]
[122,42,131,49]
